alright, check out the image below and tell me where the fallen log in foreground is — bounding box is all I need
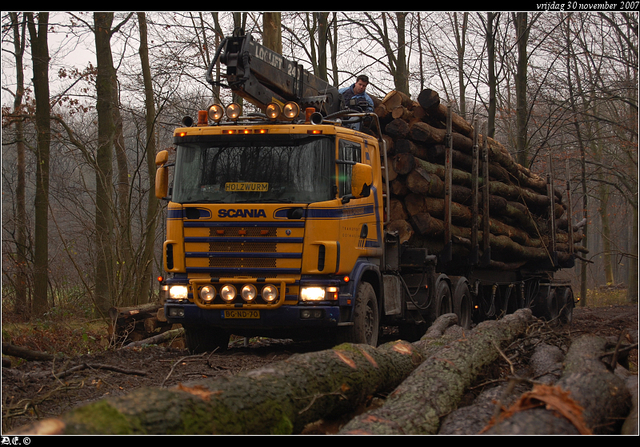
[8,311,499,435]
[10,338,428,435]
[338,308,533,434]
[484,334,633,435]
[19,308,632,436]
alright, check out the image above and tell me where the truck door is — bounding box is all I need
[336,138,379,274]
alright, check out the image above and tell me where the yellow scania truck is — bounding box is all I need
[157,31,574,353]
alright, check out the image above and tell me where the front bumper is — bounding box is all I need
[165,300,342,331]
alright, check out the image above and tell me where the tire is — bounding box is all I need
[184,325,230,354]
[545,287,562,321]
[431,275,452,323]
[452,277,473,329]
[557,287,574,324]
[338,281,379,346]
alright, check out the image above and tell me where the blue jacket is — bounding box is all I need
[340,84,374,112]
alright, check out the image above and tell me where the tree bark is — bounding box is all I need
[123,328,185,348]
[109,303,172,345]
[93,12,116,316]
[381,88,582,269]
[338,308,534,434]
[26,12,50,317]
[10,339,428,435]
[136,12,160,305]
[2,342,63,362]
[484,335,632,434]
[9,13,29,317]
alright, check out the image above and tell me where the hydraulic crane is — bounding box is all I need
[206,30,344,116]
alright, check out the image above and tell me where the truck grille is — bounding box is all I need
[183,221,304,275]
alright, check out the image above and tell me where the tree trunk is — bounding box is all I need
[108,303,172,346]
[2,342,63,362]
[123,328,185,348]
[263,13,282,55]
[93,12,118,316]
[10,13,29,317]
[26,12,51,317]
[338,309,533,434]
[485,12,497,139]
[485,335,632,434]
[513,12,530,168]
[10,339,429,435]
[136,12,160,305]
[380,88,582,270]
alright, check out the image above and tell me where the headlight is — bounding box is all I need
[266,103,281,120]
[261,284,278,303]
[226,103,241,120]
[300,286,325,301]
[199,285,216,303]
[241,284,257,302]
[220,284,237,302]
[283,102,300,120]
[169,285,189,300]
[208,104,224,122]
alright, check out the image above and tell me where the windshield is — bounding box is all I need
[172,134,334,204]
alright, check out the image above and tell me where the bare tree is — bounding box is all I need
[5,12,29,316]
[343,12,410,96]
[25,12,51,317]
[263,13,282,55]
[513,12,530,167]
[135,12,161,304]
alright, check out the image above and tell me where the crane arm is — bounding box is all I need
[206,31,343,115]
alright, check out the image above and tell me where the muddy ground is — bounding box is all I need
[2,304,637,434]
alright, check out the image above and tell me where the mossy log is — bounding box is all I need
[338,308,534,435]
[11,339,430,435]
[10,315,468,436]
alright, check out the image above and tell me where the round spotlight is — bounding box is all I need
[283,102,300,120]
[226,103,241,120]
[261,284,278,303]
[241,284,257,302]
[199,285,216,303]
[265,103,281,120]
[220,284,237,302]
[208,104,224,122]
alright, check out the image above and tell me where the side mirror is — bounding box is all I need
[351,163,372,199]
[155,150,169,199]
[155,150,168,166]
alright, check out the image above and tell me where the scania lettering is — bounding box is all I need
[157,31,576,353]
[218,209,267,218]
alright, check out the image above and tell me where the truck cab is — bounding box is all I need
[158,101,388,352]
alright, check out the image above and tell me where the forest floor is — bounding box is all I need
[1,302,638,434]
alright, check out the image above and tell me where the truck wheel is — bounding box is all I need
[338,281,379,346]
[452,277,472,329]
[432,275,452,323]
[558,287,574,324]
[545,287,561,321]
[184,325,230,354]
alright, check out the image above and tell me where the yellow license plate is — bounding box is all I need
[223,310,260,319]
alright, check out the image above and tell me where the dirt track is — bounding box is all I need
[2,304,637,434]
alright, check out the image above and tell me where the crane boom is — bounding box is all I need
[207,31,343,115]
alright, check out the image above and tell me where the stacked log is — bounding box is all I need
[108,303,176,348]
[374,89,585,271]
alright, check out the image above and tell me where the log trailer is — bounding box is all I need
[157,31,576,353]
